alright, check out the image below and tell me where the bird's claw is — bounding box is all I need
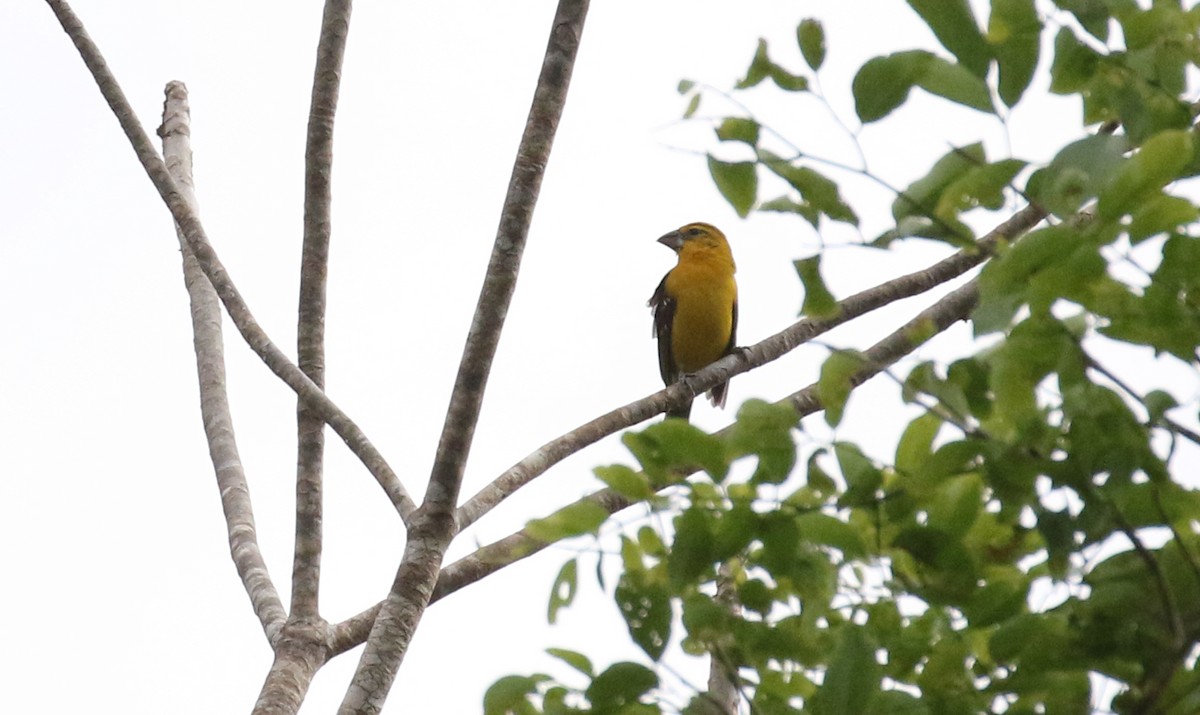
[679,372,703,397]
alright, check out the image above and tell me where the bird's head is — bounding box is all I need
[657,222,734,266]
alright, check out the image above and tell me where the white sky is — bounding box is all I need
[4,1,1198,713]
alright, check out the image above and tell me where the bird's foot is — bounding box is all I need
[678,371,707,399]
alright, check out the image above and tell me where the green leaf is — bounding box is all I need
[949,358,992,418]
[939,158,1025,213]
[836,442,882,507]
[795,256,839,319]
[713,503,758,560]
[637,525,667,557]
[1128,194,1199,243]
[928,158,1026,245]
[545,647,594,678]
[594,464,655,501]
[724,399,798,484]
[757,511,802,577]
[758,194,820,227]
[547,558,577,624]
[1102,234,1200,359]
[1054,0,1111,41]
[683,93,701,119]
[808,628,881,715]
[738,39,772,89]
[683,696,731,715]
[1098,129,1196,221]
[1144,389,1179,424]
[853,53,921,122]
[896,412,943,476]
[975,224,1089,333]
[484,675,546,715]
[987,318,1077,434]
[963,569,1028,626]
[715,117,760,146]
[737,38,809,91]
[737,577,774,615]
[866,690,931,715]
[892,143,985,243]
[707,155,757,217]
[916,634,974,709]
[915,54,995,113]
[1049,27,1100,94]
[806,450,838,496]
[988,0,1042,107]
[818,350,869,427]
[1025,134,1128,218]
[623,419,728,482]
[927,473,984,537]
[760,152,859,226]
[669,507,716,588]
[677,79,695,94]
[798,19,826,71]
[906,0,990,77]
[853,51,992,122]
[795,512,867,558]
[526,500,610,542]
[615,573,673,661]
[585,662,658,710]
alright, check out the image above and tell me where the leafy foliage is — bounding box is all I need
[488,2,1200,713]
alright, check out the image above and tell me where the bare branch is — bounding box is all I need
[337,2,590,710]
[292,0,353,624]
[328,275,986,656]
[159,81,287,645]
[44,0,417,521]
[707,562,742,714]
[251,621,331,715]
[456,205,1046,529]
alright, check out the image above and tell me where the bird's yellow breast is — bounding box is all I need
[664,255,737,373]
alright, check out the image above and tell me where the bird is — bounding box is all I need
[648,222,738,421]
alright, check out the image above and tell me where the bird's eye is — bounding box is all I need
[687,227,704,237]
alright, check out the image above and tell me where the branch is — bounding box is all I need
[44,0,417,521]
[291,0,352,623]
[328,275,985,656]
[455,205,1045,529]
[337,1,591,712]
[159,81,287,645]
[251,620,330,715]
[707,561,742,714]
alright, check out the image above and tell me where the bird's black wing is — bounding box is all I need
[648,274,677,386]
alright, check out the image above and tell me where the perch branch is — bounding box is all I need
[455,205,1045,529]
[328,276,985,656]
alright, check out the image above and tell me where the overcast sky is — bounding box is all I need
[4,1,1198,713]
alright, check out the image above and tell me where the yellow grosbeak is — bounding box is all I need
[648,222,738,420]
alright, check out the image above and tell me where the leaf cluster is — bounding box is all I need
[489,2,1200,714]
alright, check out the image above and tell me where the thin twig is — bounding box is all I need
[45,0,417,521]
[328,275,984,656]
[159,81,287,646]
[291,0,353,624]
[336,2,591,712]
[707,560,742,714]
[1084,351,1200,447]
[1085,485,1186,715]
[455,206,1043,530]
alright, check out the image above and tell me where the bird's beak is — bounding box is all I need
[657,230,685,251]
